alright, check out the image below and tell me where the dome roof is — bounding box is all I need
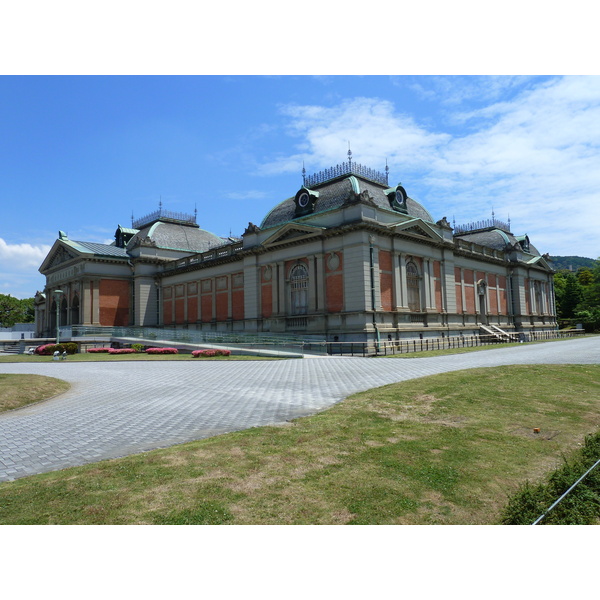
[455,229,542,257]
[127,220,224,253]
[260,175,434,230]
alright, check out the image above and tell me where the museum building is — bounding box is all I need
[35,157,557,344]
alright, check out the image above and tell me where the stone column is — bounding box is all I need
[242,255,259,325]
[399,254,408,310]
[278,261,287,316]
[423,259,432,310]
[392,251,402,310]
[308,255,317,312]
[91,279,101,325]
[316,253,325,312]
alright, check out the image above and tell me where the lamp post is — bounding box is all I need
[55,290,64,344]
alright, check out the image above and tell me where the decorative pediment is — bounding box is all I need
[387,219,443,243]
[44,244,79,270]
[262,223,325,248]
[527,255,554,272]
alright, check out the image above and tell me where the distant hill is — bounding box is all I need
[550,256,597,271]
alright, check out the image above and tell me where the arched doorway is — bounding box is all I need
[406,261,421,312]
[289,263,308,315]
[477,280,488,325]
[60,297,68,326]
[71,294,80,325]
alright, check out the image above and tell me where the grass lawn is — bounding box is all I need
[0,374,70,413]
[0,363,598,524]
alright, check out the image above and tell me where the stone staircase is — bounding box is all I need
[480,325,520,342]
[0,342,20,354]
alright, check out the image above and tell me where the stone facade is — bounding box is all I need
[36,164,557,343]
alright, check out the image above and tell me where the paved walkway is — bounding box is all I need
[1,337,599,482]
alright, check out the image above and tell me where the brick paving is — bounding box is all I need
[1,337,599,482]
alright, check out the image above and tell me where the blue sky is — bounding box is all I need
[1,74,599,299]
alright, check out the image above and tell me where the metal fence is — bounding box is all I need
[328,330,585,357]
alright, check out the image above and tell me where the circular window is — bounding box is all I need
[298,191,310,208]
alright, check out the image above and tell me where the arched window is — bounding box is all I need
[60,297,68,326]
[290,264,309,315]
[71,295,80,325]
[533,281,542,314]
[406,261,421,312]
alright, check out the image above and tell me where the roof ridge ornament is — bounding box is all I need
[303,158,389,188]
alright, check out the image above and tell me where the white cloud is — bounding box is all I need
[225,190,268,201]
[260,98,449,176]
[261,77,600,258]
[0,238,51,298]
[0,238,51,270]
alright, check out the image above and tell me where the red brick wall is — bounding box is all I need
[455,284,463,313]
[379,250,393,311]
[201,294,212,322]
[175,299,185,324]
[99,279,130,326]
[465,285,476,314]
[326,274,343,312]
[187,296,198,322]
[499,275,508,314]
[325,252,344,313]
[378,250,392,272]
[163,300,173,325]
[232,290,244,320]
[216,292,228,321]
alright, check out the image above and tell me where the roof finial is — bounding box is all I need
[385,158,389,185]
[131,211,134,227]
[194,203,198,223]
[159,197,163,212]
[302,161,306,185]
[347,141,352,167]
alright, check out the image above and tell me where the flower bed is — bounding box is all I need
[35,343,78,355]
[87,347,111,353]
[146,347,179,354]
[108,348,137,354]
[192,349,231,358]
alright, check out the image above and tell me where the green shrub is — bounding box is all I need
[131,344,144,353]
[501,431,600,524]
[35,342,78,355]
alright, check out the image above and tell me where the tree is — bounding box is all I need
[577,267,594,287]
[0,294,35,328]
[555,272,583,319]
[581,259,600,310]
